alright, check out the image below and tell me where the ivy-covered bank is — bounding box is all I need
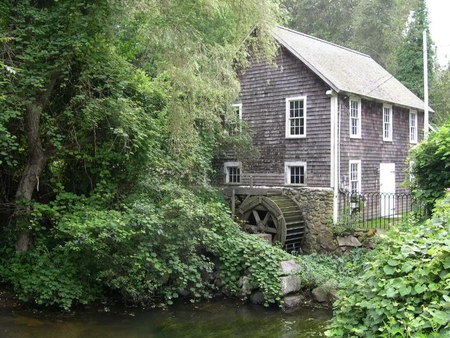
[0,184,275,309]
[326,193,450,337]
[0,183,364,310]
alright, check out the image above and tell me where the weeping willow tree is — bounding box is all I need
[127,0,281,172]
[0,0,281,251]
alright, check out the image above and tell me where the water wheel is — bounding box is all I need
[237,195,305,252]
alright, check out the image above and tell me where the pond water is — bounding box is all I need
[0,299,332,338]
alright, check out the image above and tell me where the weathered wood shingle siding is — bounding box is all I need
[231,47,332,187]
[339,98,424,193]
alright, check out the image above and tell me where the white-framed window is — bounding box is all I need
[285,161,306,185]
[285,96,307,138]
[224,161,241,184]
[349,160,361,193]
[349,97,361,138]
[409,110,418,144]
[227,103,242,135]
[383,104,393,141]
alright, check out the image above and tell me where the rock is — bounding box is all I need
[362,239,376,250]
[280,275,301,296]
[337,235,362,247]
[250,291,265,305]
[239,276,257,295]
[317,231,339,252]
[177,289,189,297]
[355,231,364,238]
[312,285,337,303]
[279,259,301,276]
[282,294,304,309]
[328,289,340,301]
[221,287,232,298]
[255,233,272,244]
[367,228,376,237]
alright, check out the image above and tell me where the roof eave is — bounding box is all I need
[339,90,435,113]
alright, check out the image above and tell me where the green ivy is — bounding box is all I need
[326,193,450,337]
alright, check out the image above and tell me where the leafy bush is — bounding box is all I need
[294,250,367,290]
[409,123,450,210]
[326,194,450,337]
[2,245,100,310]
[0,182,293,309]
[0,180,370,310]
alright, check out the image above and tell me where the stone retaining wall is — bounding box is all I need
[285,188,337,253]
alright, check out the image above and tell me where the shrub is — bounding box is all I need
[0,183,291,309]
[294,250,367,290]
[326,193,450,337]
[0,181,371,310]
[409,123,450,210]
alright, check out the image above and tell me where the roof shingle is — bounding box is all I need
[273,26,430,111]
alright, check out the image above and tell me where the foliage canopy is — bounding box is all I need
[0,0,288,307]
[0,0,280,250]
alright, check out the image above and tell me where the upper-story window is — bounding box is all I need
[349,97,361,138]
[409,110,418,144]
[227,103,242,135]
[349,160,361,193]
[224,161,241,184]
[286,96,307,138]
[383,104,393,141]
[285,161,306,185]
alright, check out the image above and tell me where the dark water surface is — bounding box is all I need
[0,299,332,338]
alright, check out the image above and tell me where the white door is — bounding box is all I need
[380,163,396,217]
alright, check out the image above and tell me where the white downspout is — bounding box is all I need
[327,89,339,224]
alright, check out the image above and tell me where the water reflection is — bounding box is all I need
[0,299,332,338]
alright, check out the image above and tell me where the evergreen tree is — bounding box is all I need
[396,0,434,99]
[281,0,417,71]
[350,0,417,73]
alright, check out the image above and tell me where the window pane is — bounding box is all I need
[350,100,359,136]
[383,107,391,140]
[228,105,241,135]
[410,112,417,142]
[290,166,304,184]
[228,167,240,183]
[350,162,359,193]
[289,99,305,136]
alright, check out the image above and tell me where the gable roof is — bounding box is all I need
[272,26,431,112]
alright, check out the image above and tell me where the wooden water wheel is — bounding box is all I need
[237,195,305,252]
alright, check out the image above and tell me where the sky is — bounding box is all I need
[427,0,450,67]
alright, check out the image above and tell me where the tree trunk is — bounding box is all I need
[14,103,48,252]
[14,75,58,252]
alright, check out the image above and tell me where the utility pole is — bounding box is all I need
[423,29,429,139]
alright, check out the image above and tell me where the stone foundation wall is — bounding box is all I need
[285,188,337,253]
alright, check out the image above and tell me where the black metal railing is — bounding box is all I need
[338,191,427,229]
